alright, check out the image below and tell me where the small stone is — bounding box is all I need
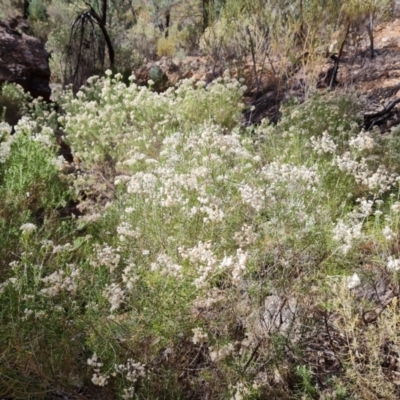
[363,310,378,324]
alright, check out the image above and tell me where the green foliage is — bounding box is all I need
[46,0,77,82]
[0,0,25,18]
[28,0,51,39]
[28,0,48,21]
[0,116,73,270]
[0,83,30,127]
[295,365,318,399]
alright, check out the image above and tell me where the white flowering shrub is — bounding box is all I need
[58,73,245,168]
[2,77,400,399]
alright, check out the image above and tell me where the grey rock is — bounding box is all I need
[394,1,400,17]
[0,17,51,100]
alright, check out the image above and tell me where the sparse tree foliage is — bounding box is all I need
[64,0,115,92]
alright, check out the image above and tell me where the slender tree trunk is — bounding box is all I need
[367,11,374,59]
[127,0,137,25]
[329,20,350,89]
[90,6,115,67]
[246,26,261,93]
[101,0,107,25]
[165,9,170,38]
[203,0,214,32]
[98,0,107,66]
[23,0,29,18]
[299,0,305,43]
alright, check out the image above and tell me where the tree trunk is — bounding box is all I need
[90,6,115,67]
[203,0,214,32]
[101,0,107,26]
[367,12,375,59]
[23,0,29,18]
[299,0,305,43]
[165,9,170,38]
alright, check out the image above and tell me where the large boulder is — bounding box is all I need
[0,17,51,100]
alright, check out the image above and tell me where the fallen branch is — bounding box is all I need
[364,97,400,131]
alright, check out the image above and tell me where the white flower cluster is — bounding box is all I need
[179,241,218,289]
[333,219,363,254]
[178,242,249,288]
[115,358,146,382]
[91,244,121,273]
[52,242,73,254]
[51,155,66,170]
[387,256,400,271]
[0,139,12,163]
[20,223,37,234]
[261,162,319,192]
[349,130,375,151]
[335,152,397,194]
[234,224,258,248]
[310,131,337,155]
[230,382,250,400]
[116,221,141,242]
[14,116,37,135]
[238,183,265,212]
[122,264,139,290]
[40,265,80,297]
[121,387,135,400]
[32,126,54,147]
[0,121,12,137]
[127,172,158,196]
[61,73,244,168]
[355,197,374,218]
[199,203,225,224]
[21,308,47,321]
[103,283,125,312]
[383,226,396,241]
[209,342,235,362]
[150,253,183,278]
[0,277,19,294]
[332,195,396,254]
[87,353,109,386]
[188,194,226,224]
[192,327,208,345]
[391,201,400,213]
[220,249,248,286]
[347,273,361,289]
[0,122,13,163]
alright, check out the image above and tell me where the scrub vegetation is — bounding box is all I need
[1,0,400,399]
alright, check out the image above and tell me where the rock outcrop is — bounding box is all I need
[134,56,220,91]
[0,17,51,100]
